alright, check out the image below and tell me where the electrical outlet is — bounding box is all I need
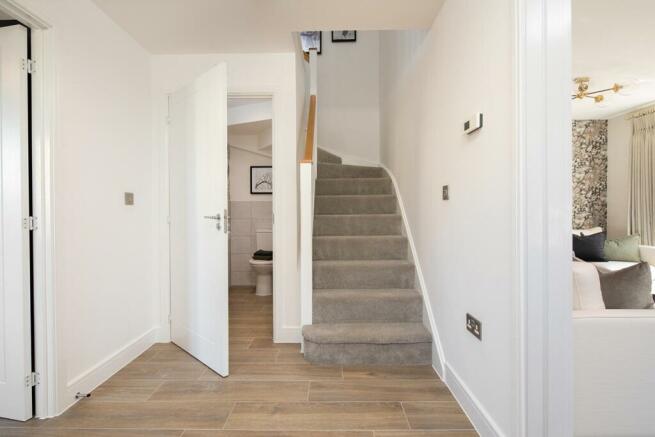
[124,192,134,206]
[466,313,482,340]
[442,185,449,200]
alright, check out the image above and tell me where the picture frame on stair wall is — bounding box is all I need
[332,30,356,42]
[250,165,273,194]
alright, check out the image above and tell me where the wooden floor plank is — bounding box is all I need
[248,338,301,351]
[224,363,342,381]
[342,366,438,380]
[375,432,479,437]
[149,380,309,402]
[309,380,453,402]
[402,402,474,430]
[182,432,372,437]
[0,430,184,436]
[224,402,409,431]
[41,401,233,430]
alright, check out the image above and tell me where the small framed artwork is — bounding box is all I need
[300,31,322,55]
[250,166,273,194]
[332,30,357,43]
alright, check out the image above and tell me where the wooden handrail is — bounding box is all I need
[302,94,317,163]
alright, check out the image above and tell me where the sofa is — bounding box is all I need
[573,245,655,436]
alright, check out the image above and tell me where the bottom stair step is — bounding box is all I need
[302,322,432,365]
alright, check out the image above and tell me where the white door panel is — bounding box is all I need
[0,24,33,421]
[169,63,229,376]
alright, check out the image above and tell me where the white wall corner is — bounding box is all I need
[380,164,445,376]
[445,363,506,437]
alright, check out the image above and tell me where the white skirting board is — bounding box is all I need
[59,327,158,416]
[379,164,446,375]
[383,164,503,437]
[443,363,506,437]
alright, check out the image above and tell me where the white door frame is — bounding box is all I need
[162,90,278,342]
[516,0,573,435]
[0,0,57,419]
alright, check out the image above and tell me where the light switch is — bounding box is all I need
[442,185,449,200]
[124,192,134,206]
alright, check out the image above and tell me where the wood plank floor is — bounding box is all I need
[0,287,477,437]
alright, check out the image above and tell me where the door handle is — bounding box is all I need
[204,213,222,230]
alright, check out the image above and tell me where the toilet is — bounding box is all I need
[249,229,273,296]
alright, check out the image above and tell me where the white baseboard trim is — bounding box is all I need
[274,325,302,343]
[444,362,506,437]
[60,327,158,414]
[380,164,446,376]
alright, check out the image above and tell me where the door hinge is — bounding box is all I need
[21,58,36,74]
[23,216,37,231]
[25,372,39,387]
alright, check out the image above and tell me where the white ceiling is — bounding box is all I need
[0,10,15,20]
[92,0,444,54]
[573,0,655,119]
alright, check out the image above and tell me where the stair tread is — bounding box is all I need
[316,194,395,198]
[314,259,413,266]
[303,322,431,345]
[314,213,401,217]
[317,177,390,181]
[318,163,381,168]
[314,288,420,299]
[313,235,406,240]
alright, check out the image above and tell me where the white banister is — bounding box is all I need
[300,48,318,331]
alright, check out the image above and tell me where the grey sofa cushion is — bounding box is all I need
[598,262,654,309]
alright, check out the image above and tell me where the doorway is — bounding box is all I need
[227,97,274,348]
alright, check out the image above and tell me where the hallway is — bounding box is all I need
[0,287,475,436]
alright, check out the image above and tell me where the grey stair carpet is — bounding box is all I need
[303,150,432,365]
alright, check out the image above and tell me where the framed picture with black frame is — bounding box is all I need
[300,31,322,55]
[331,30,357,42]
[250,166,273,194]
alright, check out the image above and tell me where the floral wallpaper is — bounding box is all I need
[572,120,607,230]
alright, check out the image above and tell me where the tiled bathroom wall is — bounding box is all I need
[229,200,273,286]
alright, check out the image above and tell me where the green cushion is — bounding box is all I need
[604,235,642,262]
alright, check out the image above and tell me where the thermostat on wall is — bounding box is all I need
[464,113,484,135]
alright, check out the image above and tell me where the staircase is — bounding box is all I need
[302,148,432,365]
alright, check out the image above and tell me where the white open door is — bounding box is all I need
[0,24,33,421]
[169,63,229,376]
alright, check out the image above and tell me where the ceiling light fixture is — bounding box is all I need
[571,77,627,103]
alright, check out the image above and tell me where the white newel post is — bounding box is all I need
[300,48,318,335]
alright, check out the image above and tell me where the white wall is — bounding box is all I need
[607,115,632,238]
[16,0,158,414]
[318,31,380,164]
[151,53,301,342]
[379,0,517,435]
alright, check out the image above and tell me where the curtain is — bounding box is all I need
[629,108,655,245]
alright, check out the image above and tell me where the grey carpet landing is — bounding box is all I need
[302,148,432,366]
